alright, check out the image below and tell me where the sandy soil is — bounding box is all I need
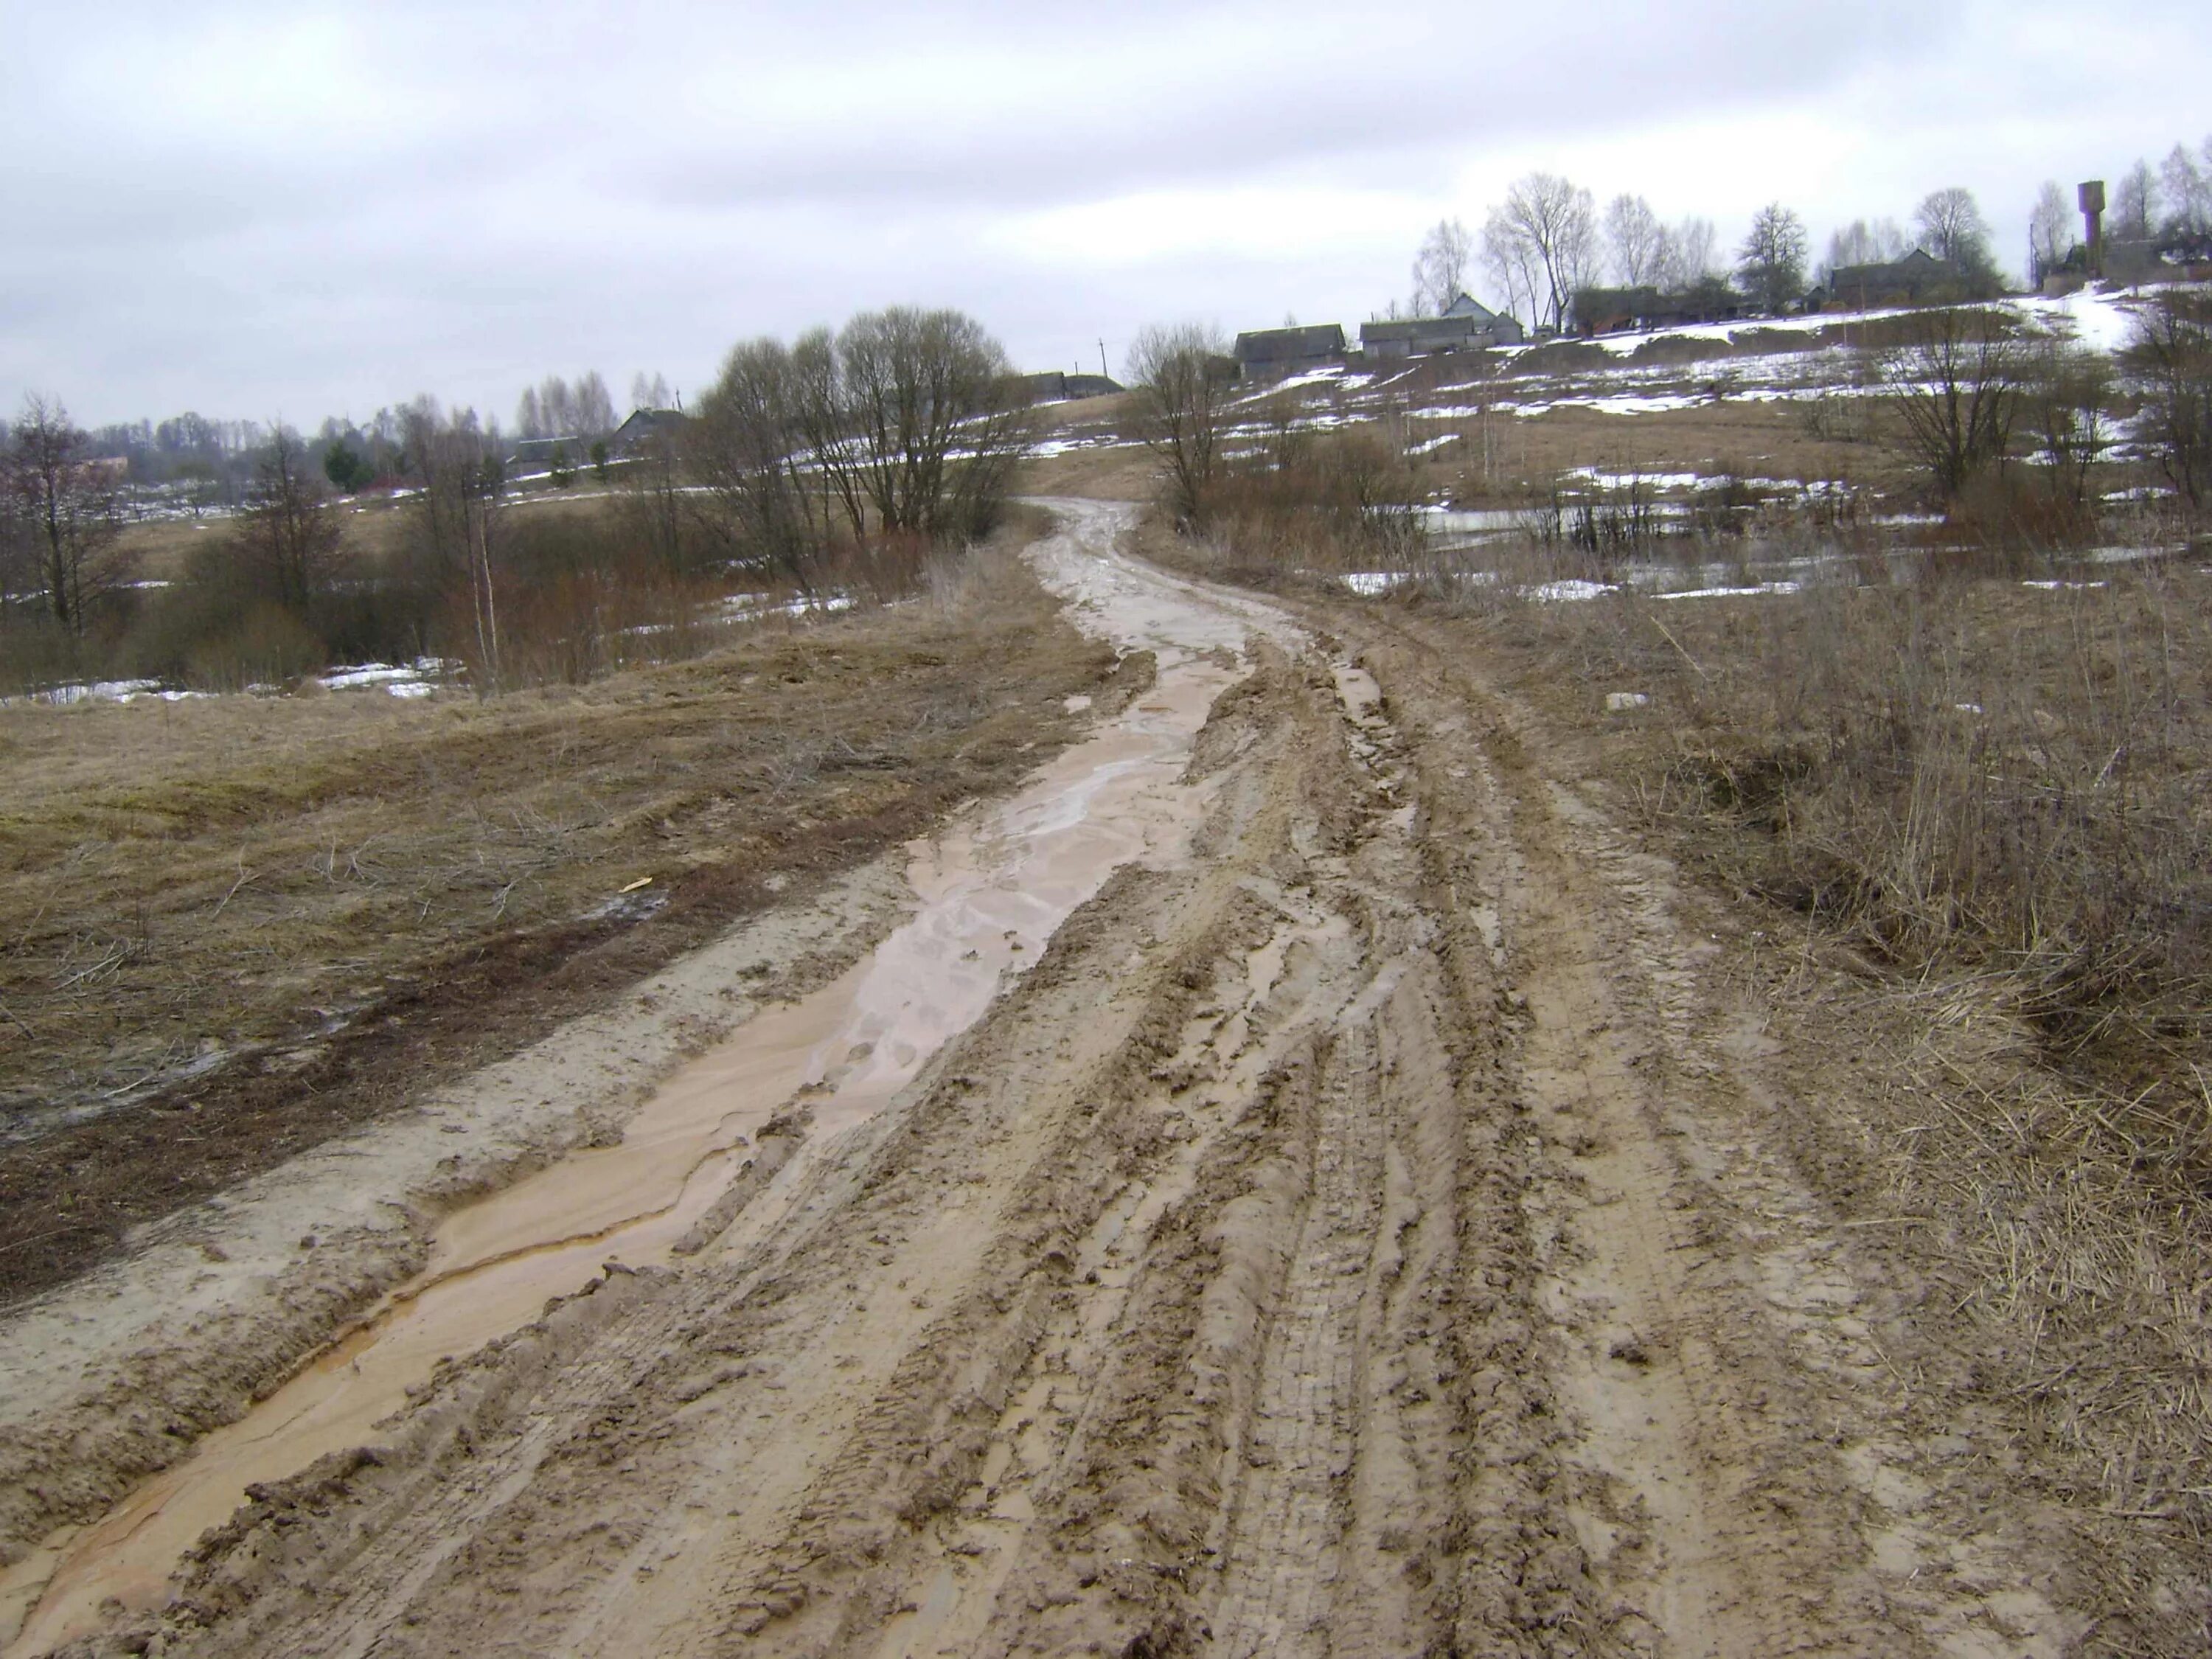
[0,503,2163,1656]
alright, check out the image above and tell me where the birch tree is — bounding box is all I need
[1125,322,1232,528]
[1481,173,1597,333]
[1,396,124,637]
[1411,218,1472,316]
[1604,195,1664,287]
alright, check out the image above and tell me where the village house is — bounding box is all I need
[1359,292,1524,360]
[1805,248,1961,312]
[1232,323,1346,383]
[1018,371,1124,403]
[1571,279,1744,336]
[606,406,689,459]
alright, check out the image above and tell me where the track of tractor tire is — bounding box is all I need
[43,512,2086,1658]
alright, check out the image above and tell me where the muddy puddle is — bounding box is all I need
[1,502,1271,1656]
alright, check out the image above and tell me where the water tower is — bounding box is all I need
[2079,180,2106,277]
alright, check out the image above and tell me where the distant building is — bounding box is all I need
[1360,293,1524,359]
[1572,280,1744,336]
[608,407,689,458]
[504,436,587,475]
[1806,249,1960,312]
[1232,323,1346,382]
[1018,371,1124,403]
[2100,234,2212,286]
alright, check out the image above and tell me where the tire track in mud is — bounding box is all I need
[1323,601,2085,1658]
[31,518,2097,1659]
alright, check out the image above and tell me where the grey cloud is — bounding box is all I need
[4,0,2205,425]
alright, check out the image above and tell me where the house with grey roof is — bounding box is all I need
[1018,371,1124,403]
[1806,249,1963,312]
[1232,323,1346,382]
[608,407,689,457]
[1360,293,1524,360]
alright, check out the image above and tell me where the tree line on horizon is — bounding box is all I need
[1391,133,2212,335]
[0,308,1035,698]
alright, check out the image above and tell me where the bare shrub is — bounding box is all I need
[1883,307,2031,500]
[1203,428,1428,577]
[1124,323,1234,529]
[2124,288,2212,512]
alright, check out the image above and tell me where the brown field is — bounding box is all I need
[0,524,1136,1304]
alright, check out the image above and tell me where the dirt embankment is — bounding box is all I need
[21,512,2191,1657]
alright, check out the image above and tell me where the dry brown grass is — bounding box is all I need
[0,519,1136,1303]
[1388,547,2212,1552]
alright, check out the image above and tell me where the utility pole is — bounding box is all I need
[1098,338,1109,381]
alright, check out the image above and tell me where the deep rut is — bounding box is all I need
[27,512,2096,1659]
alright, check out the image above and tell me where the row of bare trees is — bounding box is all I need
[687,306,1034,595]
[1404,171,2024,332]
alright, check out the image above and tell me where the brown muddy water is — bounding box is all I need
[1,501,1292,1656]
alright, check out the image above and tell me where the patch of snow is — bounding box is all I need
[1654,581,1803,599]
[319,663,422,689]
[2017,289,2140,353]
[2021,580,2107,590]
[1342,571,1412,596]
[1237,365,1349,400]
[4,679,202,708]
[1605,691,1650,711]
[2087,543,2183,564]
[1562,466,1705,491]
[1527,579,1615,602]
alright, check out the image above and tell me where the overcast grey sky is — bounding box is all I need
[4,0,2206,429]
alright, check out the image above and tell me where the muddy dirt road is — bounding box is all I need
[6,504,2105,1655]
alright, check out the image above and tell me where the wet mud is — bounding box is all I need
[1,502,2144,1657]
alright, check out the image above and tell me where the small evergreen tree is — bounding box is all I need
[323,441,367,493]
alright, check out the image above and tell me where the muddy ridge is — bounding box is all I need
[1,503,2166,1656]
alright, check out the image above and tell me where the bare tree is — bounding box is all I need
[2160,142,2212,237]
[221,427,345,618]
[1604,194,1665,287]
[1125,322,1233,529]
[1736,203,1809,313]
[574,372,616,437]
[1479,223,1540,335]
[689,337,835,596]
[2124,289,2212,509]
[2028,182,2073,284]
[2023,335,2113,506]
[1411,218,1472,317]
[1482,173,1597,333]
[1824,217,1907,279]
[1882,307,2030,498]
[1914,187,2003,293]
[515,386,544,439]
[630,371,675,411]
[1654,216,1719,291]
[820,307,1032,541]
[2113,159,2159,240]
[1,395,124,637]
[401,399,507,687]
